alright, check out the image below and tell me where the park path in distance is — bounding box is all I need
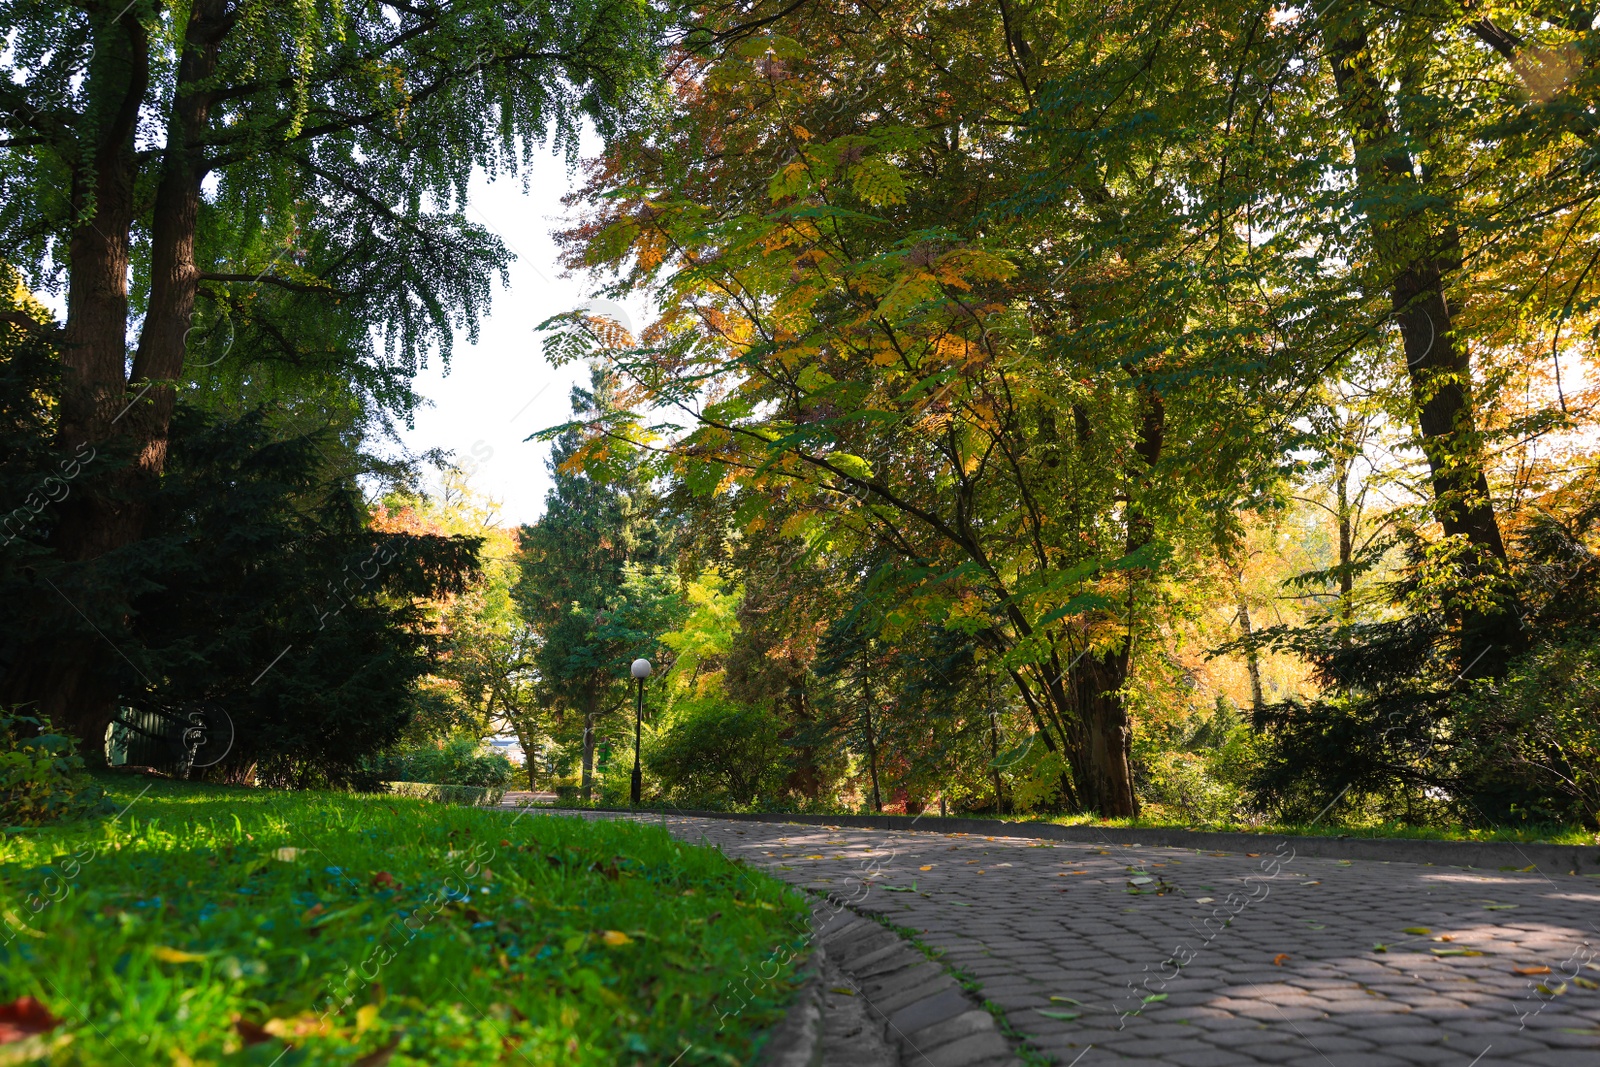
[545,811,1600,1066]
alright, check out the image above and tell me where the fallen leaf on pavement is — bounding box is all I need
[1574,977,1599,990]
[1513,965,1552,976]
[1273,954,1291,966]
[1402,927,1431,936]
[1036,1009,1079,1021]
[1537,982,1568,996]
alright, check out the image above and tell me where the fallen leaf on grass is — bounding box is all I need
[0,998,59,1043]
[1513,965,1552,976]
[273,847,302,862]
[1273,954,1291,966]
[151,946,208,963]
[601,930,632,947]
[371,872,396,889]
[233,1019,273,1046]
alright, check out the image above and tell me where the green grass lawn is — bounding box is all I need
[0,775,809,1065]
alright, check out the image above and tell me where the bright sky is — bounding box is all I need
[394,140,627,529]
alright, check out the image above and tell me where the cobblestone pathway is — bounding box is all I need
[555,812,1600,1066]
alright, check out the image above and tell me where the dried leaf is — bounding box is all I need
[1513,965,1552,976]
[151,946,207,963]
[1273,954,1291,966]
[0,998,59,1044]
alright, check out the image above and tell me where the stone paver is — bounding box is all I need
[537,811,1600,1065]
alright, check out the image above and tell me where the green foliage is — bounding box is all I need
[0,776,808,1064]
[369,738,517,790]
[646,697,788,809]
[128,407,482,788]
[515,368,681,797]
[1451,635,1600,827]
[0,712,106,827]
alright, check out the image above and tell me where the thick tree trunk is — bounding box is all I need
[4,6,231,753]
[1320,4,1515,678]
[1063,383,1162,817]
[0,12,150,755]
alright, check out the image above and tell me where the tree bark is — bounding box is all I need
[0,11,150,753]
[4,6,236,751]
[860,655,882,812]
[1319,3,1516,678]
[581,693,597,803]
[1235,573,1265,711]
[1064,383,1162,817]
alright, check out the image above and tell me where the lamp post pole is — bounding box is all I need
[630,658,651,806]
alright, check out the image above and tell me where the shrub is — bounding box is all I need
[646,698,786,808]
[1139,750,1240,823]
[367,737,516,789]
[0,711,106,825]
[1450,634,1600,827]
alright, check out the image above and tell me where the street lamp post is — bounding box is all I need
[630,658,651,806]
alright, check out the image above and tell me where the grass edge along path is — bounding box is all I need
[0,776,810,1066]
[537,805,1600,875]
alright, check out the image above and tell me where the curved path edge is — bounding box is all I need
[513,805,1600,875]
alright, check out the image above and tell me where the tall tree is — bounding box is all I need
[0,0,663,748]
[515,368,670,800]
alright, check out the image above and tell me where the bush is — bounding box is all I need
[1450,634,1600,827]
[1139,751,1241,823]
[0,711,106,825]
[385,781,509,807]
[367,737,516,789]
[646,698,786,809]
